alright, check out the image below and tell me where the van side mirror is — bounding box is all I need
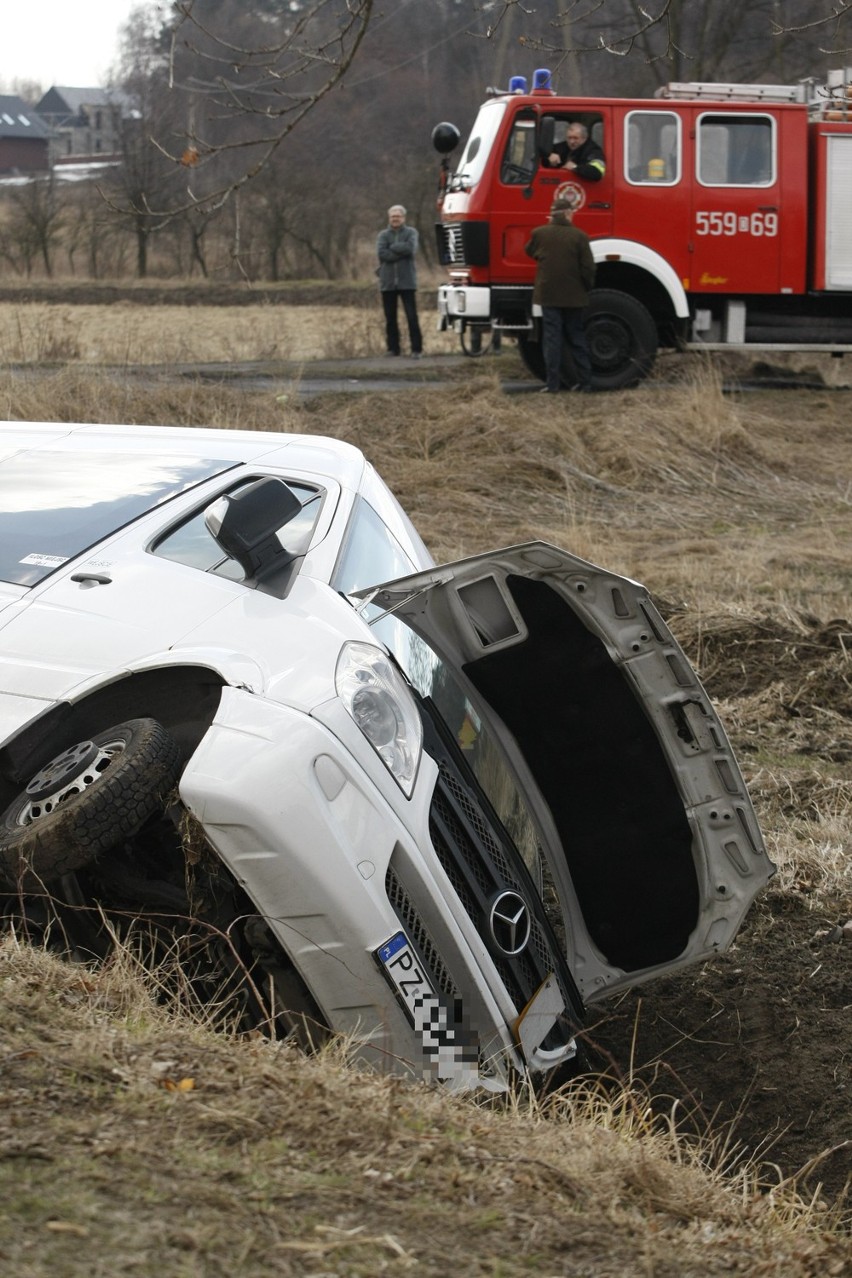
[205,477,301,585]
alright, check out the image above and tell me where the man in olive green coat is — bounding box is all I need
[525,201,596,393]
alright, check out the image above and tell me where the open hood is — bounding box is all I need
[355,541,774,1003]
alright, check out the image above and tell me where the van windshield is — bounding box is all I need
[451,100,506,189]
[0,449,235,586]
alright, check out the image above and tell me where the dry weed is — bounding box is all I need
[2,336,852,1256]
[0,300,459,364]
[1,938,848,1276]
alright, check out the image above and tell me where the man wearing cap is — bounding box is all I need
[525,200,596,393]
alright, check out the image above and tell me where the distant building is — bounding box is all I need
[36,86,127,166]
[0,95,51,174]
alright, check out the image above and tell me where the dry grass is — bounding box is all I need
[2,318,852,1269]
[1,936,848,1277]
[0,300,460,364]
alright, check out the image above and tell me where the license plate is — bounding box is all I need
[376,931,436,1024]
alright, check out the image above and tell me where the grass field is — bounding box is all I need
[1,305,851,1274]
[0,293,460,364]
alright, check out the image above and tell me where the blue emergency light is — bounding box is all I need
[509,75,527,93]
[533,68,553,90]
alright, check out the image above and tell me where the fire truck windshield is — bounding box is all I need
[450,100,506,190]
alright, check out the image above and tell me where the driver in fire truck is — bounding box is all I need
[548,122,606,181]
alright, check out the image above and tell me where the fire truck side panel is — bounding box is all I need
[687,105,807,298]
[812,123,852,290]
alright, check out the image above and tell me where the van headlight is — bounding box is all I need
[335,642,423,797]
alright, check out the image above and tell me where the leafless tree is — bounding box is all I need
[109,0,374,223]
[469,0,844,88]
[0,176,65,277]
[772,0,852,53]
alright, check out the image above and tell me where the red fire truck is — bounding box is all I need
[432,67,852,389]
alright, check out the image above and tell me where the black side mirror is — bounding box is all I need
[205,477,301,584]
[432,122,460,155]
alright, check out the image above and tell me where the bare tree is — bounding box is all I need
[1,176,65,277]
[772,0,852,53]
[108,0,374,222]
[470,0,843,88]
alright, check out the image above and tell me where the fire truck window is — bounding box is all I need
[697,114,774,187]
[501,118,537,184]
[625,111,680,184]
[542,116,604,170]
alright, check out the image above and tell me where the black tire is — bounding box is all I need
[517,330,547,382]
[518,290,658,391]
[517,327,584,388]
[0,718,181,888]
[584,289,657,390]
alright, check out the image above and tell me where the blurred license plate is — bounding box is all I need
[376,931,435,1023]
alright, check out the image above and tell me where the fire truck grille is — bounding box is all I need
[441,223,464,264]
[435,220,489,268]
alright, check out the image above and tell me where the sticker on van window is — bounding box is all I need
[19,553,68,567]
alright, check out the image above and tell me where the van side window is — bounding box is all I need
[625,110,680,184]
[697,113,775,186]
[152,480,321,580]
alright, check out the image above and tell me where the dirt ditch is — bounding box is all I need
[587,612,852,1204]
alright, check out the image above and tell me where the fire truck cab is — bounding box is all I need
[433,68,852,389]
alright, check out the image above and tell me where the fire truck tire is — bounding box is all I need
[517,333,548,382]
[583,290,657,390]
[517,292,657,391]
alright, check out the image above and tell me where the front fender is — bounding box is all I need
[591,239,689,318]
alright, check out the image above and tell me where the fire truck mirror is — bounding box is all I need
[432,122,461,155]
[540,115,556,158]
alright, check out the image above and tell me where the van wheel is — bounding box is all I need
[0,719,181,888]
[584,289,657,390]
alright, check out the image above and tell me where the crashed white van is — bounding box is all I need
[0,422,773,1089]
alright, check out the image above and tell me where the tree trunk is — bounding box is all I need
[136,223,148,278]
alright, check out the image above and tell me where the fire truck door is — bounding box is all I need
[494,109,613,277]
[536,111,613,240]
[689,111,781,293]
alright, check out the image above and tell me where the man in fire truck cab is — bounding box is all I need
[547,122,606,182]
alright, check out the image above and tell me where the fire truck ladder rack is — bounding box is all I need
[657,81,805,104]
[657,69,852,119]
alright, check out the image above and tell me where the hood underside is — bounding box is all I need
[358,541,774,1000]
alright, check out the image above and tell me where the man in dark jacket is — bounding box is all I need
[548,122,606,182]
[376,204,423,357]
[525,201,596,393]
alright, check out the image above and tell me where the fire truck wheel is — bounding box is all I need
[583,290,657,390]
